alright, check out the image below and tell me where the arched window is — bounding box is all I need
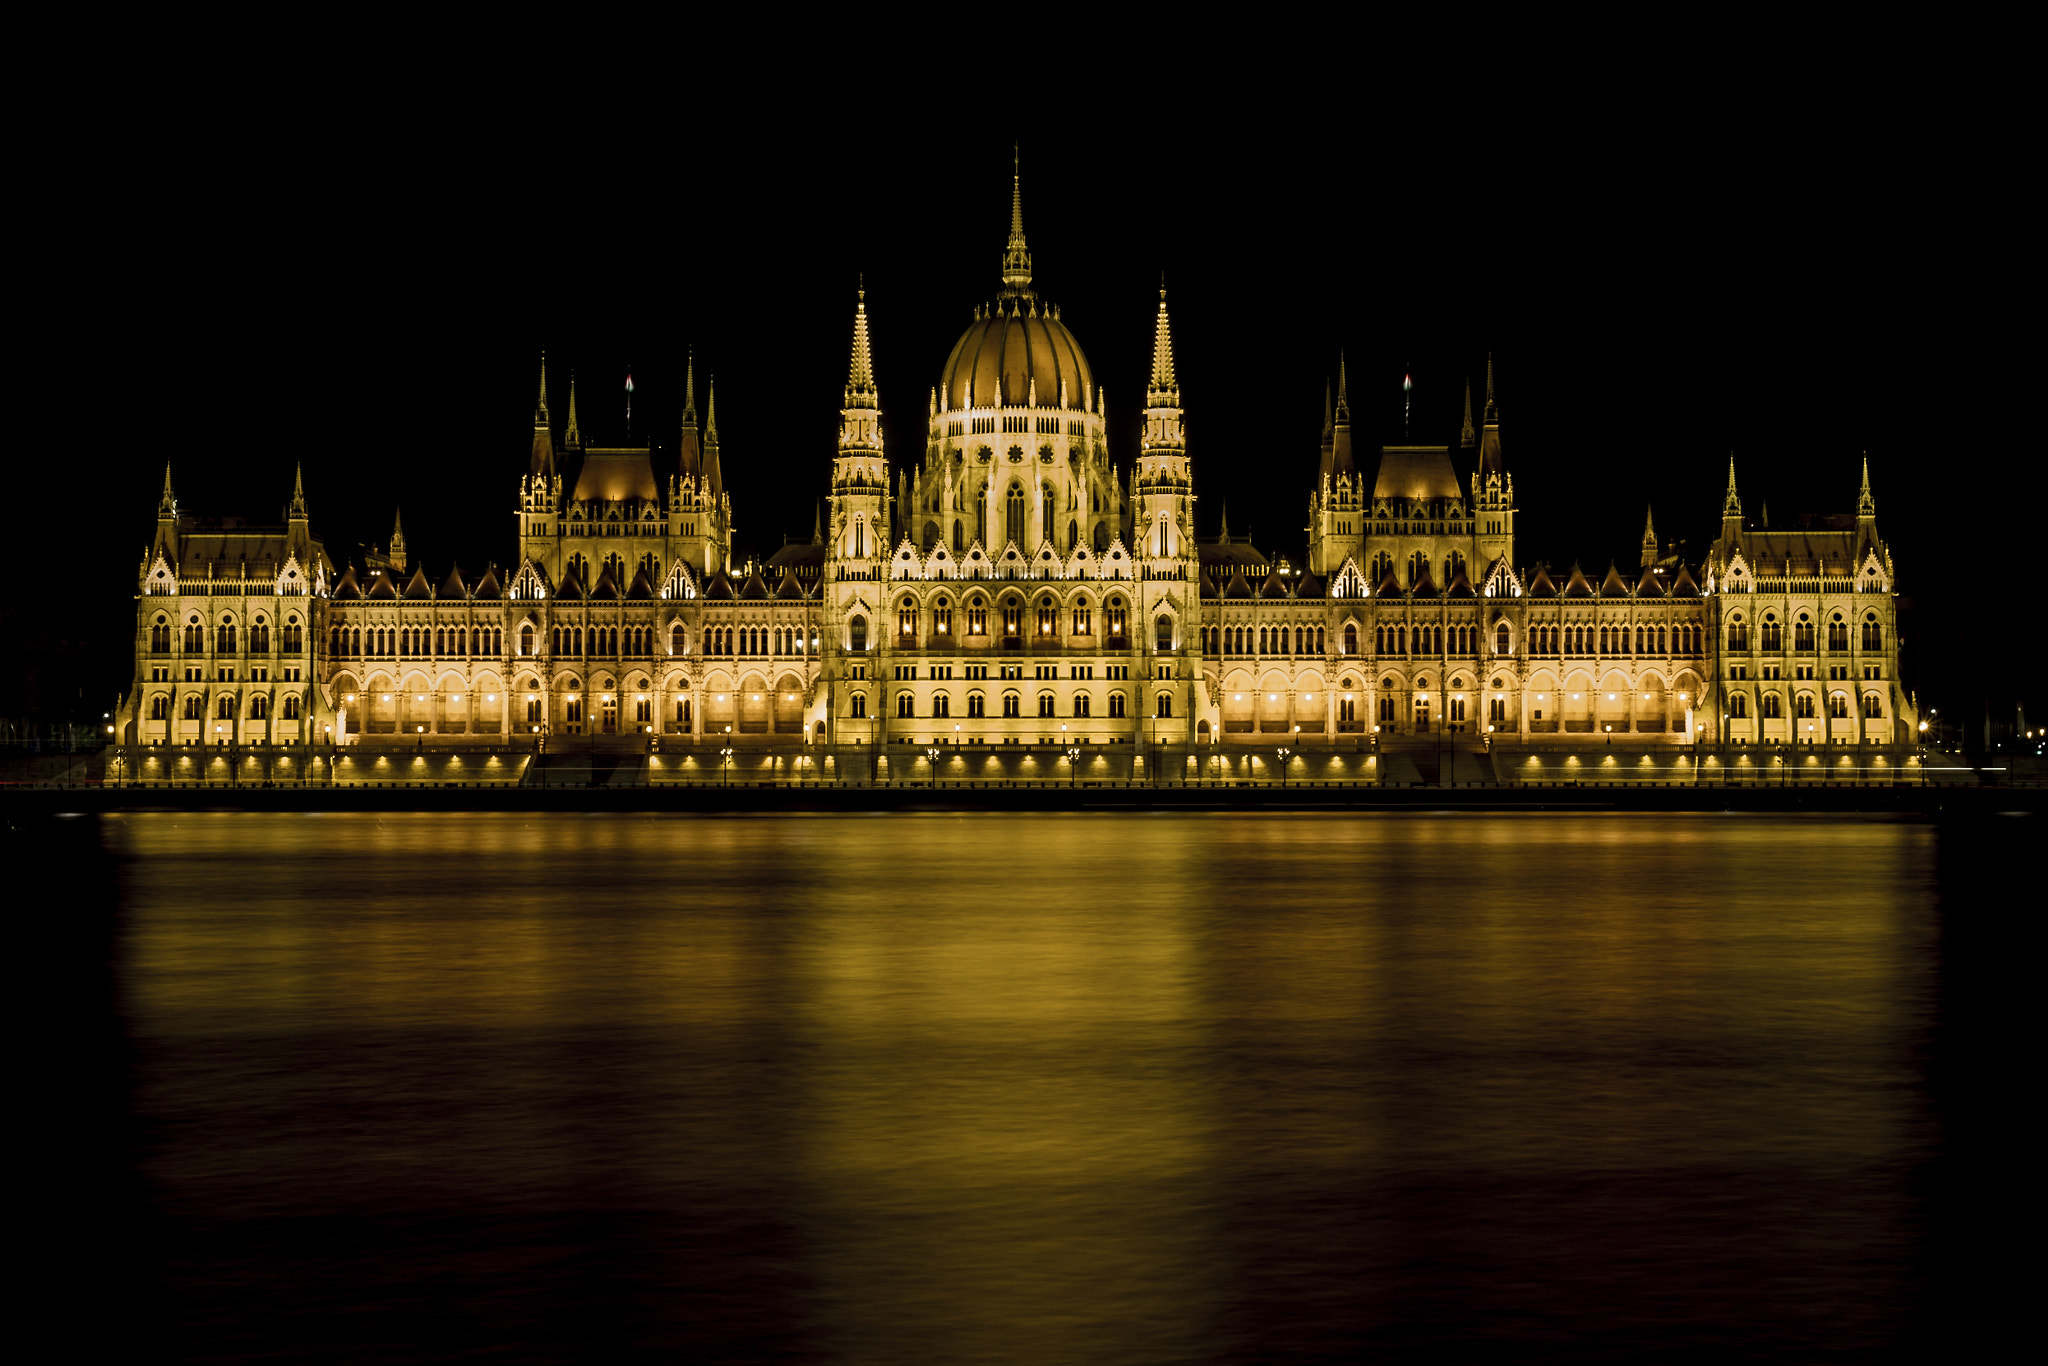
[1730,692,1749,718]
[1762,692,1782,719]
[248,695,269,720]
[1796,692,1816,719]
[151,616,170,653]
[1108,692,1126,718]
[1156,692,1173,718]
[969,595,988,635]
[1794,614,1815,651]
[1496,622,1511,655]
[1761,615,1781,652]
[1863,692,1883,718]
[1002,596,1022,638]
[853,518,866,558]
[149,694,167,719]
[1006,484,1026,547]
[1315,627,1325,653]
[184,694,203,719]
[1038,595,1057,636]
[219,615,237,653]
[282,694,301,720]
[1861,616,1882,650]
[1828,692,1849,718]
[1002,692,1021,718]
[849,615,868,652]
[851,692,867,719]
[934,693,951,718]
[1074,693,1090,717]
[1156,615,1174,650]
[1043,486,1055,545]
[967,692,985,718]
[898,598,918,639]
[953,520,964,554]
[216,694,236,720]
[896,692,914,718]
[1037,692,1056,717]
[1106,597,1126,640]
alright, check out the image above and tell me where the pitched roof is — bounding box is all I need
[1598,563,1632,598]
[626,567,655,601]
[1634,566,1666,598]
[1670,563,1701,598]
[773,573,807,600]
[704,572,735,600]
[556,565,587,600]
[1371,445,1463,503]
[367,570,399,600]
[1446,567,1476,598]
[1561,565,1595,599]
[332,566,362,600]
[1258,569,1291,599]
[1525,565,1557,598]
[739,569,771,600]
[1223,571,1254,599]
[440,566,468,599]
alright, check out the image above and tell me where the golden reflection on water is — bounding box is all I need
[109,812,1938,1363]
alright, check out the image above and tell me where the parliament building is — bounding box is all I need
[117,165,1914,784]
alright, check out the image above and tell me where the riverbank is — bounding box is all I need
[5,782,2041,816]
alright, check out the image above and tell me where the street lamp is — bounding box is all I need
[926,745,941,788]
[1276,744,1291,786]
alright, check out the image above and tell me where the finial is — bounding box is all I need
[1483,351,1497,424]
[535,351,550,425]
[1148,284,1176,395]
[159,461,176,516]
[392,507,405,546]
[845,286,878,404]
[565,372,581,449]
[289,461,306,517]
[706,375,720,445]
[1460,378,1476,448]
[1723,452,1741,517]
[1858,452,1876,515]
[1335,354,1350,426]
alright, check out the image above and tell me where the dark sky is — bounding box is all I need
[19,92,2034,735]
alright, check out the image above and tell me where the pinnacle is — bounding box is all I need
[1148,285,1177,393]
[535,351,550,424]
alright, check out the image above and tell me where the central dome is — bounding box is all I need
[937,305,1095,413]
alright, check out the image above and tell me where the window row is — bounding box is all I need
[148,693,303,721]
[332,625,506,658]
[1726,691,1885,719]
[152,614,302,655]
[1525,624,1705,655]
[1204,625,1328,656]
[852,691,1175,720]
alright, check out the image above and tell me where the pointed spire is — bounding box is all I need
[1483,351,1498,423]
[1330,357,1355,479]
[682,349,698,428]
[1147,280,1177,400]
[1460,378,1477,448]
[1858,452,1876,516]
[1723,453,1742,518]
[1219,501,1231,544]
[1000,143,1033,296]
[1641,506,1659,570]
[845,283,878,403]
[289,462,307,518]
[675,350,703,483]
[159,462,176,518]
[1322,380,1335,439]
[564,372,582,450]
[812,501,824,545]
[703,375,724,502]
[390,508,407,571]
[534,351,550,425]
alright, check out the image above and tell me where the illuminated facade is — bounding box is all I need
[118,163,1913,771]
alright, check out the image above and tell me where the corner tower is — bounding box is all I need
[1472,354,1514,570]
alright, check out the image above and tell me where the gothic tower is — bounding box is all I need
[1472,354,1515,570]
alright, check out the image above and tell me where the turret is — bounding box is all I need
[1641,506,1658,571]
[1472,353,1514,569]
[1135,284,1193,564]
[389,509,407,573]
[828,288,888,563]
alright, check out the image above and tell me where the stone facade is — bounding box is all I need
[116,164,1912,779]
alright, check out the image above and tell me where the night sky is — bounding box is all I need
[18,100,2032,738]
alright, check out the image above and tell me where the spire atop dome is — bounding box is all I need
[1461,377,1477,449]
[1000,144,1033,297]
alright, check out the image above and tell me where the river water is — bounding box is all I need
[51,811,2025,1362]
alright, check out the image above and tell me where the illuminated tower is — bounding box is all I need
[1308,358,1362,574]
[1472,354,1514,571]
[668,353,726,576]
[518,353,562,575]
[829,287,887,564]
[1132,284,1200,737]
